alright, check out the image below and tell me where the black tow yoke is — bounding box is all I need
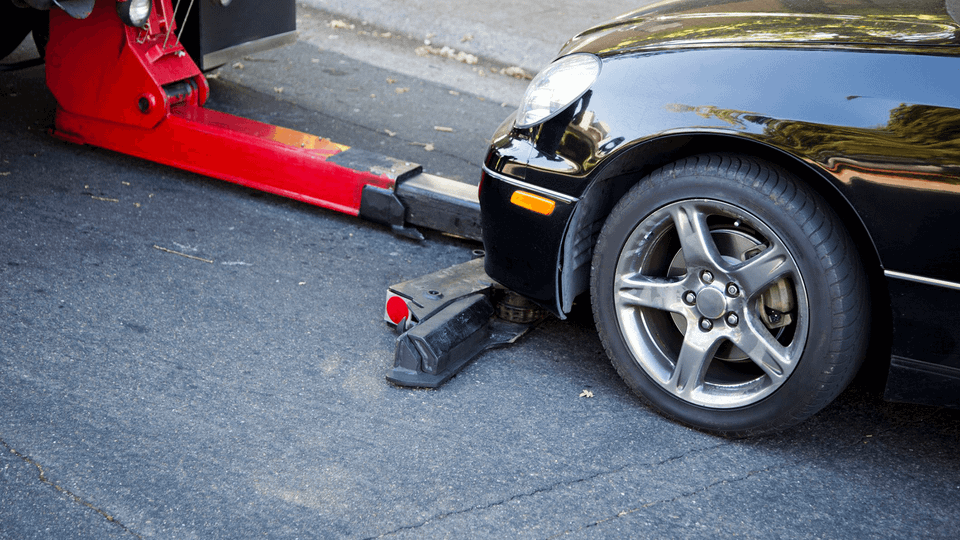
[385,257,545,388]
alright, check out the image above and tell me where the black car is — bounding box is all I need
[479,0,960,436]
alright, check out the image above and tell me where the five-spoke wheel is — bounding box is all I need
[592,155,869,436]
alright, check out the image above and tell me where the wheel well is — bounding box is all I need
[562,134,891,369]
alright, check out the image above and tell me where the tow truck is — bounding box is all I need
[1,0,542,388]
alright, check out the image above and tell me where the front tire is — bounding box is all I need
[591,154,868,436]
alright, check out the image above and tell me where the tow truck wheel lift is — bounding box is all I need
[32,0,544,388]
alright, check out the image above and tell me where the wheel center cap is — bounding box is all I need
[696,287,727,319]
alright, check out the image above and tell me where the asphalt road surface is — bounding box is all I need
[2,7,960,540]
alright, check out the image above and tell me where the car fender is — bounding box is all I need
[537,47,960,313]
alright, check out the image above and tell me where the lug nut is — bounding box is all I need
[726,283,739,297]
[701,271,714,284]
[700,318,714,332]
[684,291,697,305]
[726,313,739,327]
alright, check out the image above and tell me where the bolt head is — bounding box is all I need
[684,292,697,305]
[726,283,739,297]
[701,271,714,284]
[726,313,739,326]
[700,318,714,332]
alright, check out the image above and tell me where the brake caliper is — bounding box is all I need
[759,277,795,329]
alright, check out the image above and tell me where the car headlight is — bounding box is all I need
[515,53,601,129]
[117,0,153,28]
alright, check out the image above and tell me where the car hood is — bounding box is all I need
[560,0,960,57]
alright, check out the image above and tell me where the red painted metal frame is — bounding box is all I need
[46,0,395,216]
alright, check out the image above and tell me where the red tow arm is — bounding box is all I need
[45,0,412,217]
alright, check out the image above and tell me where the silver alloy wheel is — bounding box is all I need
[613,199,809,409]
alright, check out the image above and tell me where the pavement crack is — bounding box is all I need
[545,410,957,539]
[549,452,799,539]
[0,437,143,539]
[367,442,728,539]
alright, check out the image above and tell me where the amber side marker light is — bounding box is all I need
[510,190,555,215]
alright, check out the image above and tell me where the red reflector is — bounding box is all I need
[386,295,410,325]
